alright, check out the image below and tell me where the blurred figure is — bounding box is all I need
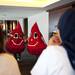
[0,24,21,75]
[48,31,62,45]
[31,8,75,75]
[0,23,4,51]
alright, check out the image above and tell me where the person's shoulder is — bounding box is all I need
[0,53,17,63]
[45,45,66,55]
[46,45,63,51]
[47,45,65,51]
[0,53,21,75]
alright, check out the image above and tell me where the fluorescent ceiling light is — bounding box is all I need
[17,0,46,2]
[17,0,34,2]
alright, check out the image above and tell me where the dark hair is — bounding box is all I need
[0,25,5,53]
[57,8,75,69]
[58,8,75,31]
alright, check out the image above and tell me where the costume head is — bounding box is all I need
[27,22,47,56]
[5,21,25,54]
[58,8,75,69]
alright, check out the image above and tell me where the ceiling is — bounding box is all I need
[0,0,75,19]
[0,0,60,7]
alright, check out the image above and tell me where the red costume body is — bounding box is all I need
[27,22,47,56]
[5,22,25,54]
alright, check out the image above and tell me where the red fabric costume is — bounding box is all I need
[5,22,25,54]
[27,22,47,56]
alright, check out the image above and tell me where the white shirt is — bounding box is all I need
[0,53,21,75]
[31,46,75,75]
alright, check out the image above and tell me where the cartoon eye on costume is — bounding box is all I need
[14,33,18,39]
[34,32,38,39]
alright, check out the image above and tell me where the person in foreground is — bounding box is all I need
[30,8,75,75]
[0,25,21,75]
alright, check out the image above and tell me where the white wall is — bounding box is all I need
[28,11,49,44]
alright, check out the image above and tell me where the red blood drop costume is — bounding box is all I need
[5,22,25,54]
[27,22,47,56]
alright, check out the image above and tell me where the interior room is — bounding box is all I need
[0,0,75,75]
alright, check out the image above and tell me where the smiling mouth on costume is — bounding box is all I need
[11,40,23,46]
[28,42,39,46]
